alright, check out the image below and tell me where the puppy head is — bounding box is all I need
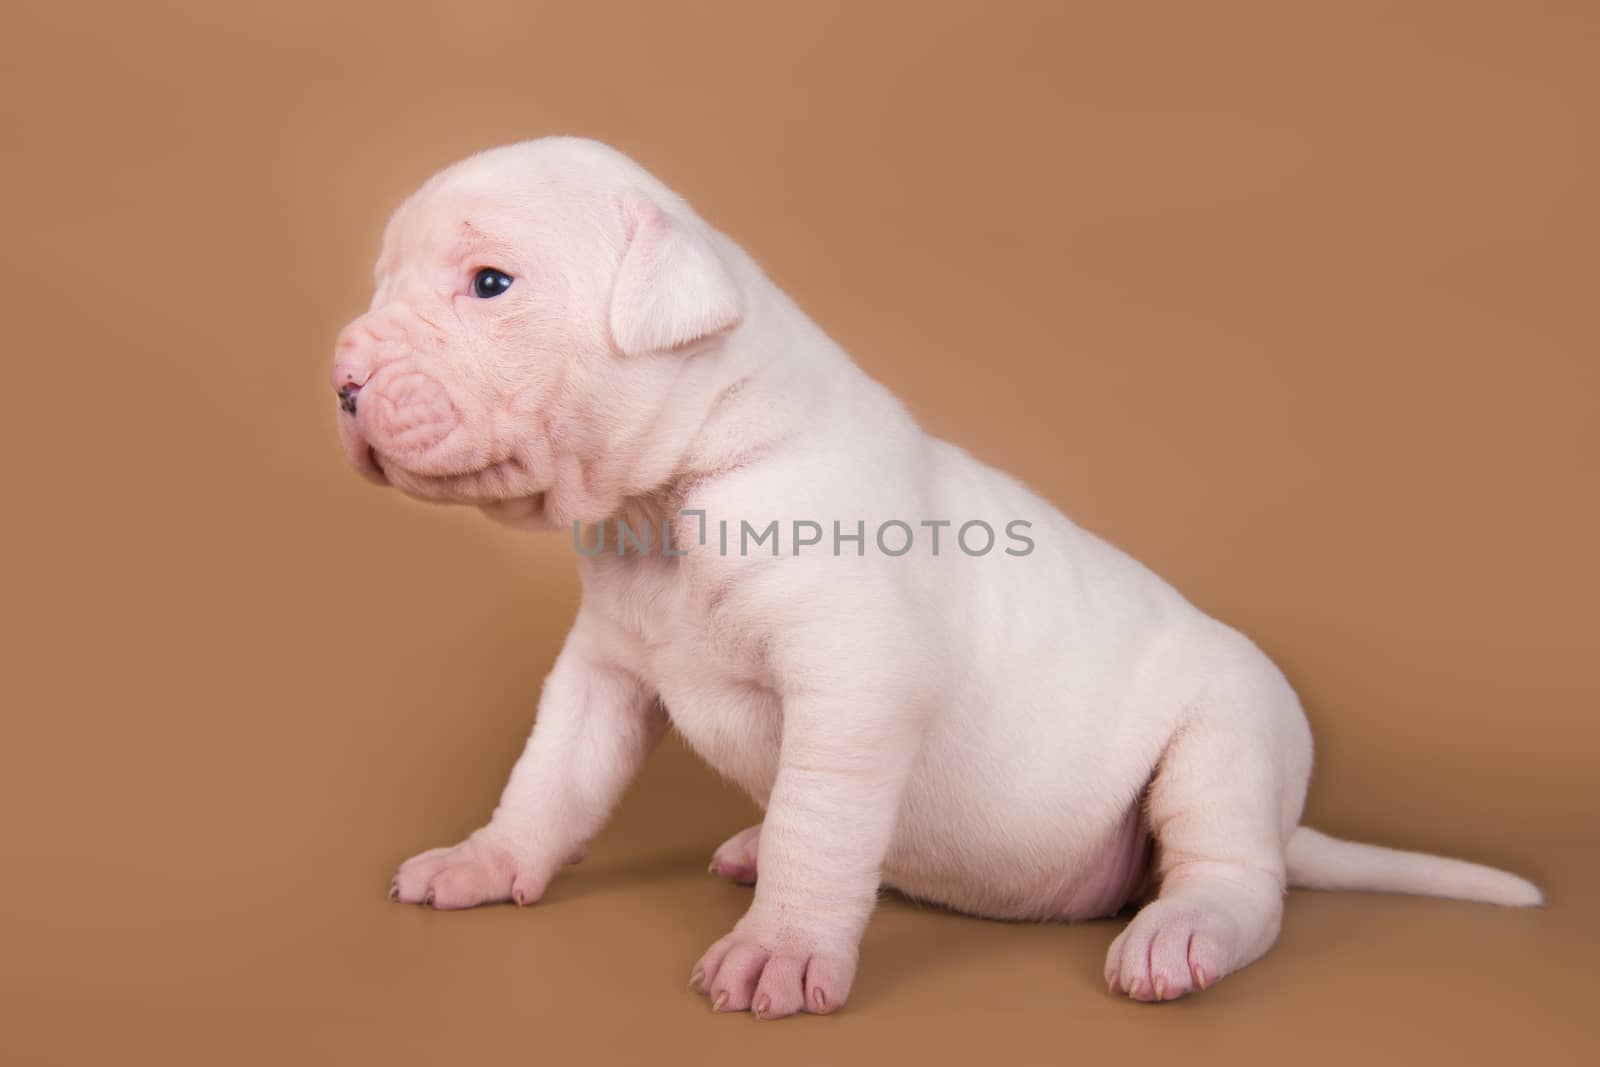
[331,138,743,521]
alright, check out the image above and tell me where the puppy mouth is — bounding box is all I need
[363,445,390,485]
[336,409,391,486]
[369,446,535,504]
[336,396,535,502]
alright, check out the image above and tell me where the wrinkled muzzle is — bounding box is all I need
[331,306,494,488]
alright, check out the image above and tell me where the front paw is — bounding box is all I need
[688,916,859,1020]
[389,828,550,910]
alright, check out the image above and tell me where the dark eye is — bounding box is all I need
[472,267,514,298]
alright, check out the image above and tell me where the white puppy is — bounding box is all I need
[332,137,1542,1017]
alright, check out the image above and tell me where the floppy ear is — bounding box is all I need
[609,193,743,357]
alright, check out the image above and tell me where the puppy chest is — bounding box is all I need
[587,556,782,797]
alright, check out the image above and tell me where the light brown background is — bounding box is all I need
[2,2,1596,1064]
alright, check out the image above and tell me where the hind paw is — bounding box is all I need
[1105,899,1234,1001]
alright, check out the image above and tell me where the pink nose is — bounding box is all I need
[332,359,370,391]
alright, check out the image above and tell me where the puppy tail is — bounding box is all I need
[1285,826,1545,907]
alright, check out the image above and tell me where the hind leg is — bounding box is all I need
[1106,633,1312,1002]
[708,824,761,884]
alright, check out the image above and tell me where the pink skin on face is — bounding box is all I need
[332,195,557,505]
[331,142,743,528]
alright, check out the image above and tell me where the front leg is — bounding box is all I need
[391,616,663,909]
[689,684,923,1018]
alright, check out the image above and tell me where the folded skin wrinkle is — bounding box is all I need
[331,137,1543,1019]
